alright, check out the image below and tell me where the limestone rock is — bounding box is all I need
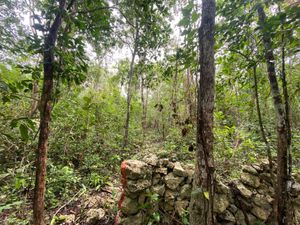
[152,184,165,196]
[214,194,230,213]
[228,204,238,214]
[215,181,230,195]
[219,210,235,222]
[251,205,270,221]
[121,197,139,215]
[180,184,192,199]
[120,212,144,225]
[241,172,260,188]
[253,194,271,210]
[236,183,252,198]
[86,208,105,225]
[173,162,188,177]
[242,165,258,175]
[160,158,174,169]
[175,200,189,216]
[164,172,184,190]
[127,179,151,193]
[152,173,161,185]
[165,189,176,202]
[143,154,158,166]
[154,167,168,175]
[123,160,152,180]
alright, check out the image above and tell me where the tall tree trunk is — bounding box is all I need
[123,22,139,148]
[253,65,274,172]
[171,48,179,122]
[33,1,66,225]
[189,0,216,225]
[280,29,292,176]
[257,4,289,225]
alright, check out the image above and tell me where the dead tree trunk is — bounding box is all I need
[33,1,66,225]
[257,4,289,225]
[189,0,216,225]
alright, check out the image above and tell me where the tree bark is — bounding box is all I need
[33,1,66,225]
[123,21,139,148]
[29,81,39,118]
[189,0,216,225]
[280,30,292,176]
[253,65,273,172]
[140,73,148,141]
[257,4,289,225]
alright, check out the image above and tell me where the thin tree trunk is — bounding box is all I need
[280,30,292,176]
[253,65,273,171]
[29,81,39,118]
[141,73,147,141]
[257,4,289,225]
[123,22,139,148]
[189,1,216,225]
[33,1,66,225]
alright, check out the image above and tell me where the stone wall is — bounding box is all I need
[115,154,300,225]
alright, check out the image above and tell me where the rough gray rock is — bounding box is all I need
[173,162,188,177]
[120,212,144,225]
[86,208,105,225]
[124,160,152,180]
[241,172,260,188]
[214,194,230,213]
[180,184,192,199]
[236,183,252,198]
[126,179,151,193]
[251,205,270,221]
[164,172,184,190]
[152,184,165,196]
[143,154,158,166]
[242,165,258,175]
[121,197,139,215]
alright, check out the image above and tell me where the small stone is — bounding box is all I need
[127,179,151,193]
[152,184,165,196]
[215,181,230,195]
[253,194,271,210]
[251,205,270,221]
[175,200,189,216]
[123,160,152,180]
[220,210,235,222]
[214,194,230,213]
[236,183,252,198]
[242,165,258,175]
[241,172,260,188]
[173,162,188,177]
[154,167,168,175]
[143,154,158,166]
[228,204,238,214]
[164,172,184,190]
[180,184,192,199]
[86,208,105,225]
[165,189,176,202]
[152,173,161,185]
[121,197,139,215]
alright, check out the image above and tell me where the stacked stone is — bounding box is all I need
[118,154,194,225]
[117,155,300,225]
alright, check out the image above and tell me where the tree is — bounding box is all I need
[189,0,216,225]
[33,1,67,224]
[257,4,289,224]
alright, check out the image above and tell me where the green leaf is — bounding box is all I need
[204,191,209,200]
[19,123,29,141]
